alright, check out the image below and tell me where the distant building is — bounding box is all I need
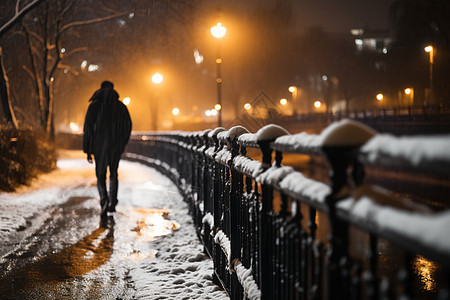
[351,28,393,54]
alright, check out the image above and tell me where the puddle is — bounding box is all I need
[131,208,180,242]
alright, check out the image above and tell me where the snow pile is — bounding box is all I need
[238,133,257,144]
[208,127,226,139]
[274,132,322,153]
[226,126,249,140]
[214,230,231,263]
[234,262,261,300]
[256,165,294,186]
[215,146,232,165]
[202,213,214,228]
[338,195,450,257]
[279,172,331,203]
[320,119,376,147]
[361,134,450,167]
[254,124,289,141]
[233,155,263,178]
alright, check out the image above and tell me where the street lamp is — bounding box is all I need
[211,22,226,127]
[288,86,298,114]
[152,72,163,84]
[424,45,434,105]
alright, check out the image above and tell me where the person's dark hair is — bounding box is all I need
[101,81,114,89]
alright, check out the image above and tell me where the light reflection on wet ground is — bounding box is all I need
[0,196,181,299]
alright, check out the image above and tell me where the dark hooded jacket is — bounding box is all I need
[83,87,132,157]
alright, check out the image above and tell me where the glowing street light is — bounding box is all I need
[404,88,411,95]
[376,93,384,101]
[280,98,287,105]
[211,22,226,127]
[172,107,180,116]
[123,97,131,105]
[214,104,222,111]
[210,23,226,38]
[424,45,434,104]
[288,86,298,114]
[152,72,163,84]
[314,101,321,108]
[244,103,251,110]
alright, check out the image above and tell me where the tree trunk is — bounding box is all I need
[0,47,18,129]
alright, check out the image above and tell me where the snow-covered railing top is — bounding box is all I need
[360,133,450,174]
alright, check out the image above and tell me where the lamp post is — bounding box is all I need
[288,86,298,115]
[424,45,434,105]
[150,72,163,131]
[211,22,226,127]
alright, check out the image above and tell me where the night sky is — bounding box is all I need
[292,0,395,32]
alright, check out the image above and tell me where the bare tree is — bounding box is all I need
[0,0,43,128]
[19,0,129,137]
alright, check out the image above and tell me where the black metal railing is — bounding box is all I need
[125,119,450,300]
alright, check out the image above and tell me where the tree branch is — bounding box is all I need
[58,64,79,76]
[59,11,130,34]
[0,0,43,37]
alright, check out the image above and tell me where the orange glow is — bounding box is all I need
[211,23,226,38]
[132,208,179,242]
[404,88,411,95]
[215,104,222,111]
[288,86,296,93]
[280,98,287,105]
[244,103,251,110]
[314,101,321,108]
[172,107,180,116]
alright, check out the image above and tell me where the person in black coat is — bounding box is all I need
[83,81,132,218]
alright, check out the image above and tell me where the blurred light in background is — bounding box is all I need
[280,98,287,105]
[88,64,99,72]
[123,97,131,105]
[405,88,411,95]
[377,93,384,101]
[172,107,180,116]
[152,72,163,84]
[193,49,203,64]
[314,101,321,108]
[214,104,222,111]
[244,103,251,110]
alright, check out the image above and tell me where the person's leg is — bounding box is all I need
[108,152,121,212]
[95,154,109,217]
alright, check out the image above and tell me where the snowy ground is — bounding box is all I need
[0,150,228,299]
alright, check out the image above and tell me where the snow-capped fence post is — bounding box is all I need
[226,126,249,300]
[320,120,376,300]
[254,125,290,300]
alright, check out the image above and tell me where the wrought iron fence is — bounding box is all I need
[125,119,450,300]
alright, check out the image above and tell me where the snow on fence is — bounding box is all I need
[125,119,450,300]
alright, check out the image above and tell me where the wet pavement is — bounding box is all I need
[0,151,228,299]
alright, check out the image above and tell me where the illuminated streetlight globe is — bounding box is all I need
[211,23,226,38]
[152,72,163,84]
[288,86,296,93]
[211,109,218,116]
[376,93,384,101]
[280,98,287,105]
[214,104,222,111]
[244,103,251,110]
[314,101,321,108]
[405,88,411,95]
[123,97,131,105]
[172,107,180,116]
[424,45,433,53]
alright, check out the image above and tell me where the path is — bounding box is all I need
[0,151,228,299]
